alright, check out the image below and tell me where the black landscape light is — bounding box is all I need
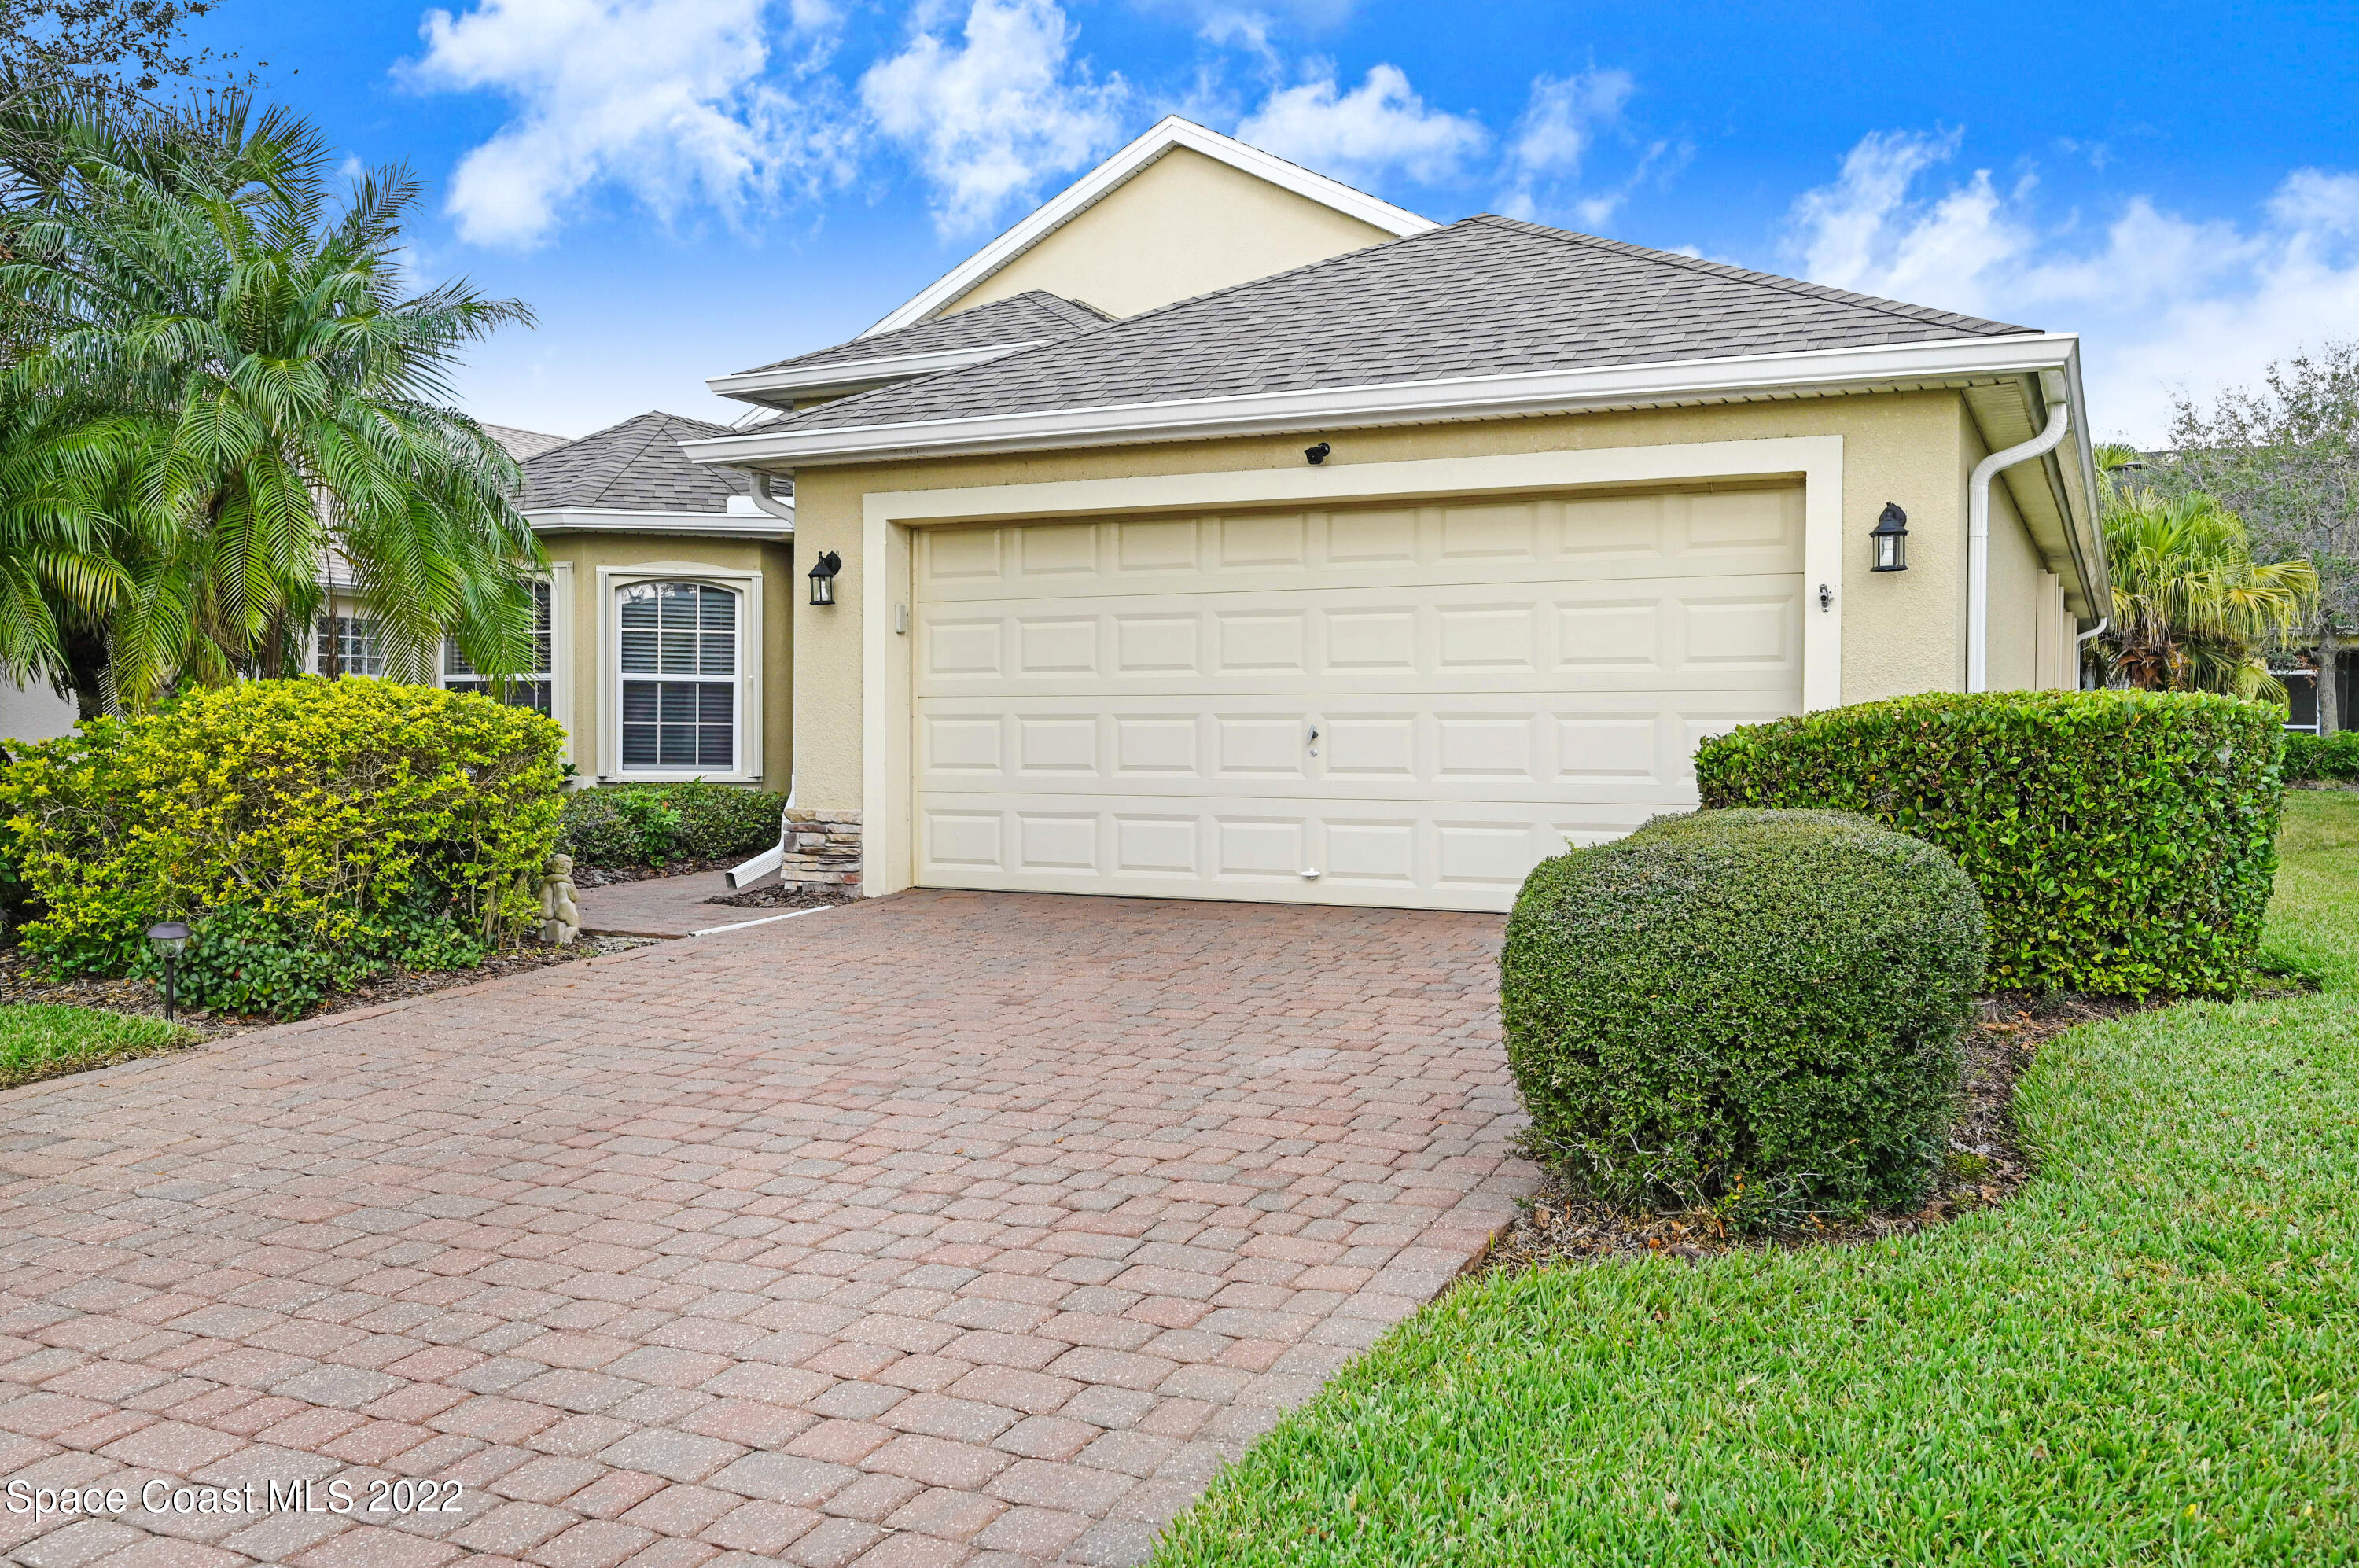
[808,550,842,606]
[1870,502,1909,572]
[146,920,190,1021]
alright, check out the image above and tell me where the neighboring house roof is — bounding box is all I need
[521,411,753,513]
[863,116,1437,338]
[711,292,1112,410]
[751,215,2038,440]
[484,423,573,462]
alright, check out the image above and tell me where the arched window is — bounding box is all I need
[617,580,741,771]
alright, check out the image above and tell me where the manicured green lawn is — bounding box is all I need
[0,1003,193,1090]
[1156,790,2359,1567]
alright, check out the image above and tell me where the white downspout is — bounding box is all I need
[1967,401,2072,693]
[747,472,795,525]
[723,469,797,889]
[2074,617,2111,689]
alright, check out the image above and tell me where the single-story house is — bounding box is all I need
[334,113,2109,914]
[665,116,2105,911]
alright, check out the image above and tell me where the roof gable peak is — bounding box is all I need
[862,115,1435,339]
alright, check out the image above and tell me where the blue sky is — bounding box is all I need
[187,0,2359,444]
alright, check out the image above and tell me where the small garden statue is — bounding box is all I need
[539,854,582,945]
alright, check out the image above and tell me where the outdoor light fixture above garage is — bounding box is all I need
[808,550,842,605]
[1870,502,1909,572]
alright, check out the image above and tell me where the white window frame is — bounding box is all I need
[596,563,764,783]
[438,565,572,731]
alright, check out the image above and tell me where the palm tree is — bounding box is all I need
[0,92,543,713]
[2100,480,2317,700]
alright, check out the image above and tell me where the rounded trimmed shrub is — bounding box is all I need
[1502,808,1987,1228]
[0,678,566,1015]
[1695,690,2284,996]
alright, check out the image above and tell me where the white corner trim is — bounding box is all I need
[685,333,2083,472]
[856,434,1846,900]
[549,560,576,770]
[594,564,766,786]
[708,340,1051,407]
[861,116,1435,338]
[528,507,788,540]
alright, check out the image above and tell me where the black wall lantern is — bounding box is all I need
[1870,502,1909,572]
[808,550,842,606]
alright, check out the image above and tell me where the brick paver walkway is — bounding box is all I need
[576,871,782,940]
[0,891,1533,1568]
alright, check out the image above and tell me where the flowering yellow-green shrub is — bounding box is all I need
[0,678,566,1014]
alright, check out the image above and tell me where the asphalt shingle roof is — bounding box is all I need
[731,289,1113,378]
[766,215,2038,436]
[520,411,756,513]
[484,423,573,462]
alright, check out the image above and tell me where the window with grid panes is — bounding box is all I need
[618,581,739,770]
[315,615,384,677]
[443,581,553,714]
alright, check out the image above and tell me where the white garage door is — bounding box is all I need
[911,485,1805,911]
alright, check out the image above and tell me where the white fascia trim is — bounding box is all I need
[2052,354,2110,613]
[861,116,1436,337]
[527,507,789,539]
[683,333,2085,472]
[707,340,1051,407]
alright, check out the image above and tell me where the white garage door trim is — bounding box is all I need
[860,436,1846,899]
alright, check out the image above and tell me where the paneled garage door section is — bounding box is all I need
[912,487,1805,911]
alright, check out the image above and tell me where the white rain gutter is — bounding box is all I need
[1967,400,2072,692]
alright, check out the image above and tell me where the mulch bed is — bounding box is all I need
[703,885,859,911]
[569,858,745,889]
[1474,994,2147,1273]
[0,936,657,1047]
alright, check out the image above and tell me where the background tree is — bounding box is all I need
[2156,344,2359,731]
[0,96,546,713]
[2092,445,2317,699]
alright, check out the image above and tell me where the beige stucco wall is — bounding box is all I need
[940,147,1400,321]
[784,388,2033,815]
[539,534,794,788]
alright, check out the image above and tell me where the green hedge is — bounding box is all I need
[1694,690,2284,997]
[558,781,784,867]
[1502,809,1985,1228]
[0,679,566,1015]
[2284,730,2359,784]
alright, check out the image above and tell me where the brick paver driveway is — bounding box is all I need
[0,891,1532,1568]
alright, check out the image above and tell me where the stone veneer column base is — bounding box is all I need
[782,809,863,893]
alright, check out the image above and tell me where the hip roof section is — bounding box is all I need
[760,215,2039,437]
[521,410,753,513]
[729,289,1112,380]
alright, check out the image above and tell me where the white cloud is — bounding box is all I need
[405,0,853,250]
[1494,68,1654,228]
[1781,130,2359,441]
[860,0,1128,237]
[1507,68,1632,183]
[1237,63,1488,186]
